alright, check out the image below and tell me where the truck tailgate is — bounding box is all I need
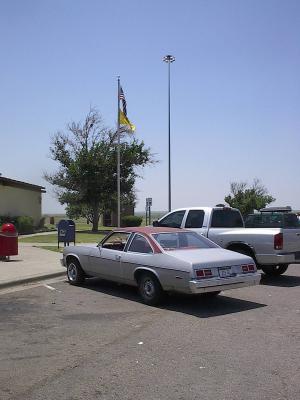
[283,229,300,255]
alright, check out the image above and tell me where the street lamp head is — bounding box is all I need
[163,54,175,63]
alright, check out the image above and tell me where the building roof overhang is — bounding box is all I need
[0,177,46,193]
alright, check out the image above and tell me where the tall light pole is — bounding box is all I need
[163,54,175,212]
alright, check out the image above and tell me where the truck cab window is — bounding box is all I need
[185,210,204,228]
[159,210,185,228]
[211,209,243,228]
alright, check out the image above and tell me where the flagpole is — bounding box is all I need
[117,76,121,228]
[163,55,175,212]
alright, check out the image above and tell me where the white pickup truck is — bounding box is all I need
[153,206,300,276]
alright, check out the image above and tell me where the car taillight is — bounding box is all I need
[274,233,283,250]
[196,269,213,279]
[242,264,256,273]
[248,264,255,272]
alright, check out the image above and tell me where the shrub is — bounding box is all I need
[38,217,45,228]
[0,215,35,233]
[121,215,143,227]
[15,216,34,234]
[0,215,18,227]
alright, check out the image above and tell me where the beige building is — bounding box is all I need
[0,176,46,226]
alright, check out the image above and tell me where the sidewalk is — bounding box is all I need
[0,244,65,289]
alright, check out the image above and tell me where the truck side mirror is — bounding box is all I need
[152,220,160,227]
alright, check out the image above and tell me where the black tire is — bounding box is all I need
[66,258,85,285]
[201,291,221,298]
[261,264,289,276]
[138,273,164,306]
[229,246,258,269]
[229,246,253,258]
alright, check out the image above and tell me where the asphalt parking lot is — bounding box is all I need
[1,265,300,400]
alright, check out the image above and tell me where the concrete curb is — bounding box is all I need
[0,271,66,290]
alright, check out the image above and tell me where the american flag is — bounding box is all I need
[119,86,127,117]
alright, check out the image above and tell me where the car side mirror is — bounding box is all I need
[152,220,160,227]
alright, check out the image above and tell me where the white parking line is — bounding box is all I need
[43,284,60,292]
[0,277,65,296]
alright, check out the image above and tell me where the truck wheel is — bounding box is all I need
[229,246,254,259]
[138,273,164,306]
[261,265,289,276]
[67,259,85,285]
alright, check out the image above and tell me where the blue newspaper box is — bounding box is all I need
[57,219,76,247]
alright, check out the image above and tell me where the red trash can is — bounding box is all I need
[0,223,18,259]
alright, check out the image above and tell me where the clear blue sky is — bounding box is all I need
[1,0,299,213]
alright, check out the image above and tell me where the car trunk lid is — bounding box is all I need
[164,248,253,267]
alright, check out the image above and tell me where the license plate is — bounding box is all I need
[219,266,232,278]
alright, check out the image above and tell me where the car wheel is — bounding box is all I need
[202,291,221,297]
[261,264,289,276]
[138,273,164,306]
[67,259,85,285]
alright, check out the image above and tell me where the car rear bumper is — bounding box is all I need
[60,258,66,267]
[256,253,300,266]
[188,273,261,294]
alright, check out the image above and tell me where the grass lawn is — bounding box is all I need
[43,215,115,232]
[42,212,167,230]
[20,232,105,244]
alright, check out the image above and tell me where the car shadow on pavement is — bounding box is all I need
[260,274,300,288]
[160,294,266,318]
[81,278,266,318]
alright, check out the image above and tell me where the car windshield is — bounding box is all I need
[152,231,218,251]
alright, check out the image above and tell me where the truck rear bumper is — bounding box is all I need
[256,253,300,266]
[188,273,261,294]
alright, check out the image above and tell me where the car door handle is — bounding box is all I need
[115,255,121,261]
[297,233,300,236]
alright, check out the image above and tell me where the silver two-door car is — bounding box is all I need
[61,227,261,305]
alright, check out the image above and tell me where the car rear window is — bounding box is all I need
[211,209,244,228]
[152,232,218,251]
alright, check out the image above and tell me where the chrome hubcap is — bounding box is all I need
[143,279,155,297]
[68,263,77,281]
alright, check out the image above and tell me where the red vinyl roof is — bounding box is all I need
[118,226,187,234]
[106,226,190,254]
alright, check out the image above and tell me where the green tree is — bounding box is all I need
[224,179,275,216]
[44,109,154,231]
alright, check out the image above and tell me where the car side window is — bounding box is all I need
[128,234,153,254]
[101,232,131,251]
[185,210,204,228]
[159,210,185,228]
